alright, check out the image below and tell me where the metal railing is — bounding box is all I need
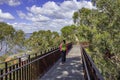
[0,43,72,80]
[80,45,104,80]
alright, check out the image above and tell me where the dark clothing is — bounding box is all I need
[61,50,66,63]
[59,42,67,64]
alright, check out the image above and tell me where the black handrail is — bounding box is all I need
[0,47,57,65]
[0,43,73,80]
[80,45,104,80]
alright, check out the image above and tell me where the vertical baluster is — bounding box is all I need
[27,56,29,80]
[5,62,8,80]
[16,64,19,80]
[26,59,29,80]
[9,66,12,80]
[30,63,33,80]
[24,61,26,80]
[19,58,21,80]
[21,62,24,80]
[28,55,31,80]
[35,54,38,77]
[0,69,3,80]
[38,58,40,77]
[13,65,15,80]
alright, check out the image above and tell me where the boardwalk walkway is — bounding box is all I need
[40,45,84,80]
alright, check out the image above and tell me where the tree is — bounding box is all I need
[26,30,61,53]
[72,12,79,24]
[61,25,77,43]
[0,22,15,53]
[0,22,26,57]
[72,0,120,79]
[14,30,25,48]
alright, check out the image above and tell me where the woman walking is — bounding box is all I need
[59,40,67,64]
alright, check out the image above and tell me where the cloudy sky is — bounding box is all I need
[0,0,95,33]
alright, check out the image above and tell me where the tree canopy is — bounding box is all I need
[72,0,120,79]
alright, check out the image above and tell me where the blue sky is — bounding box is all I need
[0,0,94,33]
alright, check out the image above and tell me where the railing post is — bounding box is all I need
[19,58,21,80]
[13,64,15,80]
[9,66,12,80]
[0,69,3,80]
[16,64,19,80]
[27,55,30,80]
[28,55,31,80]
[24,59,26,80]
[35,53,38,77]
[5,62,8,80]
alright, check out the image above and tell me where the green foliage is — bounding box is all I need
[14,30,25,47]
[0,22,62,66]
[61,25,78,43]
[72,0,120,79]
[26,30,61,53]
[0,22,15,40]
[0,22,26,60]
[72,12,79,24]
[0,22,15,53]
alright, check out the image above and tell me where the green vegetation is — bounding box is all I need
[0,0,120,79]
[72,0,120,79]
[0,22,62,64]
[0,22,25,63]
[25,30,61,53]
[61,25,78,43]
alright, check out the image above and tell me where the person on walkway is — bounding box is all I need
[59,40,67,64]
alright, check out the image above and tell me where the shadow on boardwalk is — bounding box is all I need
[40,45,84,80]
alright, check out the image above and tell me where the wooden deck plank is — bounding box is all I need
[39,45,84,80]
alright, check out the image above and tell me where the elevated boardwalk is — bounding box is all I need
[40,45,84,80]
[0,43,104,80]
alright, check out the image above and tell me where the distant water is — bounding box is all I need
[25,33,32,39]
[0,33,32,56]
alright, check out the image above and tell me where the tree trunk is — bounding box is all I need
[0,41,3,51]
[5,42,8,52]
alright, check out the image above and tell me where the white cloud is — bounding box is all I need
[0,9,14,20]
[8,0,20,6]
[77,1,94,9]
[11,23,39,33]
[43,1,60,11]
[17,11,26,19]
[17,11,50,22]
[0,0,20,6]
[16,0,95,33]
